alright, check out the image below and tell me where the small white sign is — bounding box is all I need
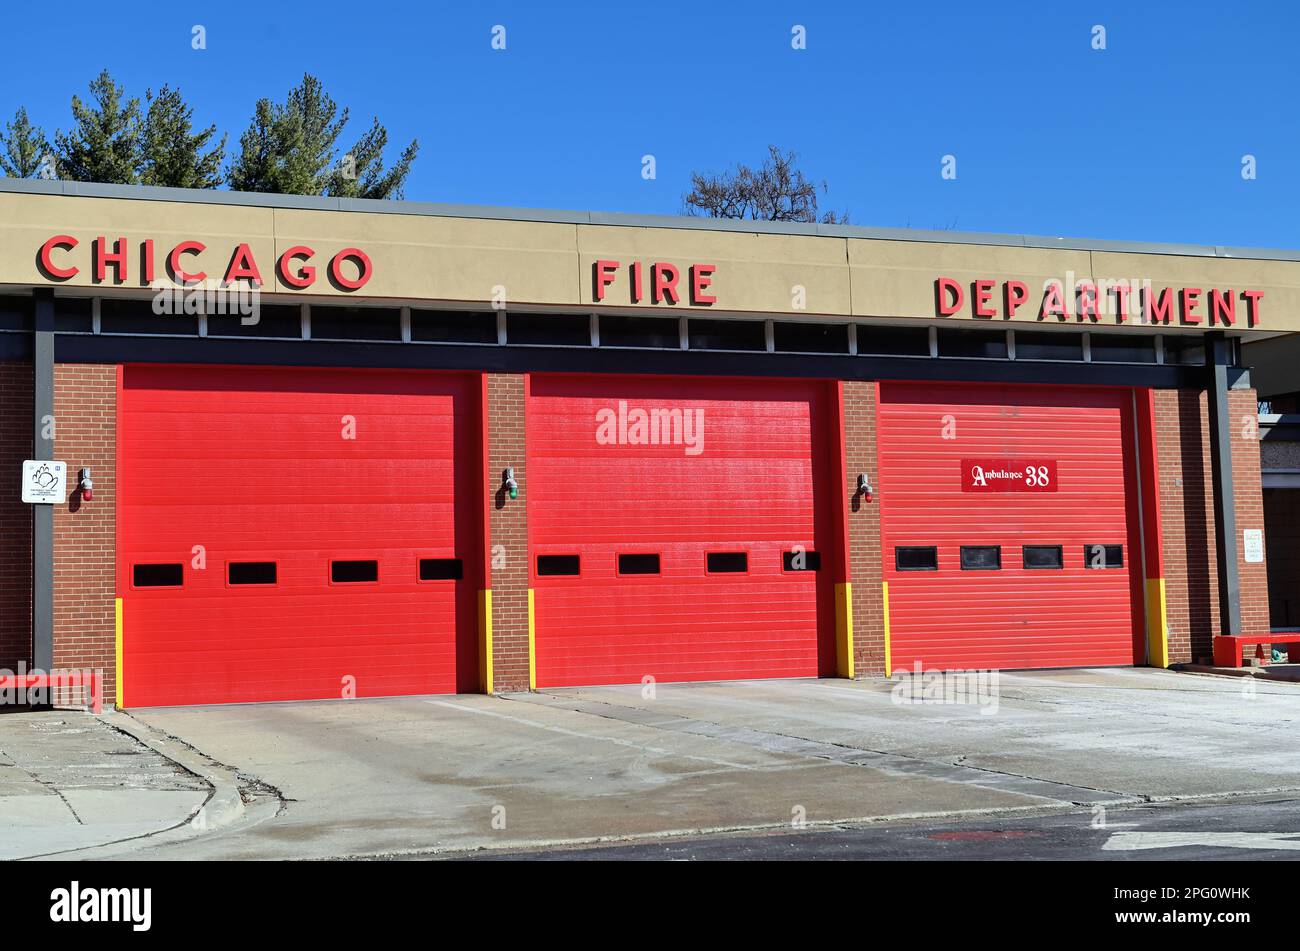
[21,460,66,504]
[1243,529,1264,564]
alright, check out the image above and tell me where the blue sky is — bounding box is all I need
[3,1,1295,247]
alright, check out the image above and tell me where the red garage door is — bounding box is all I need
[119,365,480,707]
[529,375,836,687]
[878,382,1144,671]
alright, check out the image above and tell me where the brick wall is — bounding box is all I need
[1232,388,1270,640]
[0,361,33,672]
[486,373,531,691]
[51,364,117,703]
[843,380,886,675]
[1154,387,1270,664]
[1154,390,1215,662]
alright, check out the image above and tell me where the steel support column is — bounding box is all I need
[32,289,54,672]
[1205,332,1242,637]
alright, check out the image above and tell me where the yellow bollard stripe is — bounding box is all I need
[114,597,124,709]
[1146,578,1169,668]
[479,589,494,694]
[834,582,854,679]
[527,588,536,690]
[882,581,892,678]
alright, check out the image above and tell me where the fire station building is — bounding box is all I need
[0,179,1294,708]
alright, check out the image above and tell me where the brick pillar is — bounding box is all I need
[1154,389,1217,663]
[0,361,33,673]
[1230,388,1270,639]
[486,373,531,692]
[843,380,886,675]
[1154,387,1270,664]
[51,364,118,704]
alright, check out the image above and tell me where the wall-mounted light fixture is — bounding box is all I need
[78,467,93,501]
[503,467,519,500]
[857,473,873,504]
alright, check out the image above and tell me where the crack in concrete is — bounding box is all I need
[0,743,85,825]
[508,692,1133,805]
[116,714,290,818]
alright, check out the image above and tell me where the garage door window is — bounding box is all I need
[537,555,580,576]
[960,546,1002,570]
[618,553,661,575]
[331,560,378,584]
[1022,546,1064,570]
[706,552,748,573]
[782,550,822,571]
[896,547,938,571]
[1085,545,1124,569]
[419,558,464,581]
[228,562,277,585]
[133,564,184,588]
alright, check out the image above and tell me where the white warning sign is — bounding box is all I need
[22,460,66,504]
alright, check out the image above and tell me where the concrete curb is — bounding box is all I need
[1178,664,1300,683]
[111,711,246,829]
[28,711,253,860]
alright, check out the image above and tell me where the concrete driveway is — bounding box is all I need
[98,667,1300,860]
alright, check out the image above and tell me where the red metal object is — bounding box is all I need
[119,365,481,706]
[528,375,836,687]
[0,671,101,713]
[1213,635,1300,668]
[879,382,1145,671]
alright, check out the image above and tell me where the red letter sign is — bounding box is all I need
[936,276,964,316]
[690,263,716,305]
[168,241,207,285]
[39,235,79,279]
[593,259,620,302]
[223,243,264,286]
[278,246,316,289]
[329,248,372,291]
[652,262,680,304]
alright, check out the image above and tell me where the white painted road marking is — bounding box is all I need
[423,699,759,770]
[1103,830,1300,851]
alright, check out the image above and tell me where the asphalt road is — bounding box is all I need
[461,797,1300,860]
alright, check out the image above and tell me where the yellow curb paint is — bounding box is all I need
[114,597,123,709]
[527,588,536,690]
[479,589,494,694]
[834,582,854,679]
[1146,578,1169,668]
[882,581,892,678]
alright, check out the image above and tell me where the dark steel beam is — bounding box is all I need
[1205,332,1242,637]
[32,290,54,671]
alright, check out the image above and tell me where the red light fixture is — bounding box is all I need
[78,467,93,501]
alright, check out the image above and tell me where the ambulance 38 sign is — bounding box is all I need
[961,459,1058,492]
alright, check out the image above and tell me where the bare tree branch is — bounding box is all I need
[683,145,848,224]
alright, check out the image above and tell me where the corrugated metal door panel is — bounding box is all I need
[529,375,835,687]
[879,382,1144,671]
[119,365,480,706]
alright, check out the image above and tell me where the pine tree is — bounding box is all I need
[229,74,344,194]
[225,99,278,193]
[228,73,418,198]
[327,117,420,200]
[139,85,225,188]
[54,69,142,184]
[0,108,53,178]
